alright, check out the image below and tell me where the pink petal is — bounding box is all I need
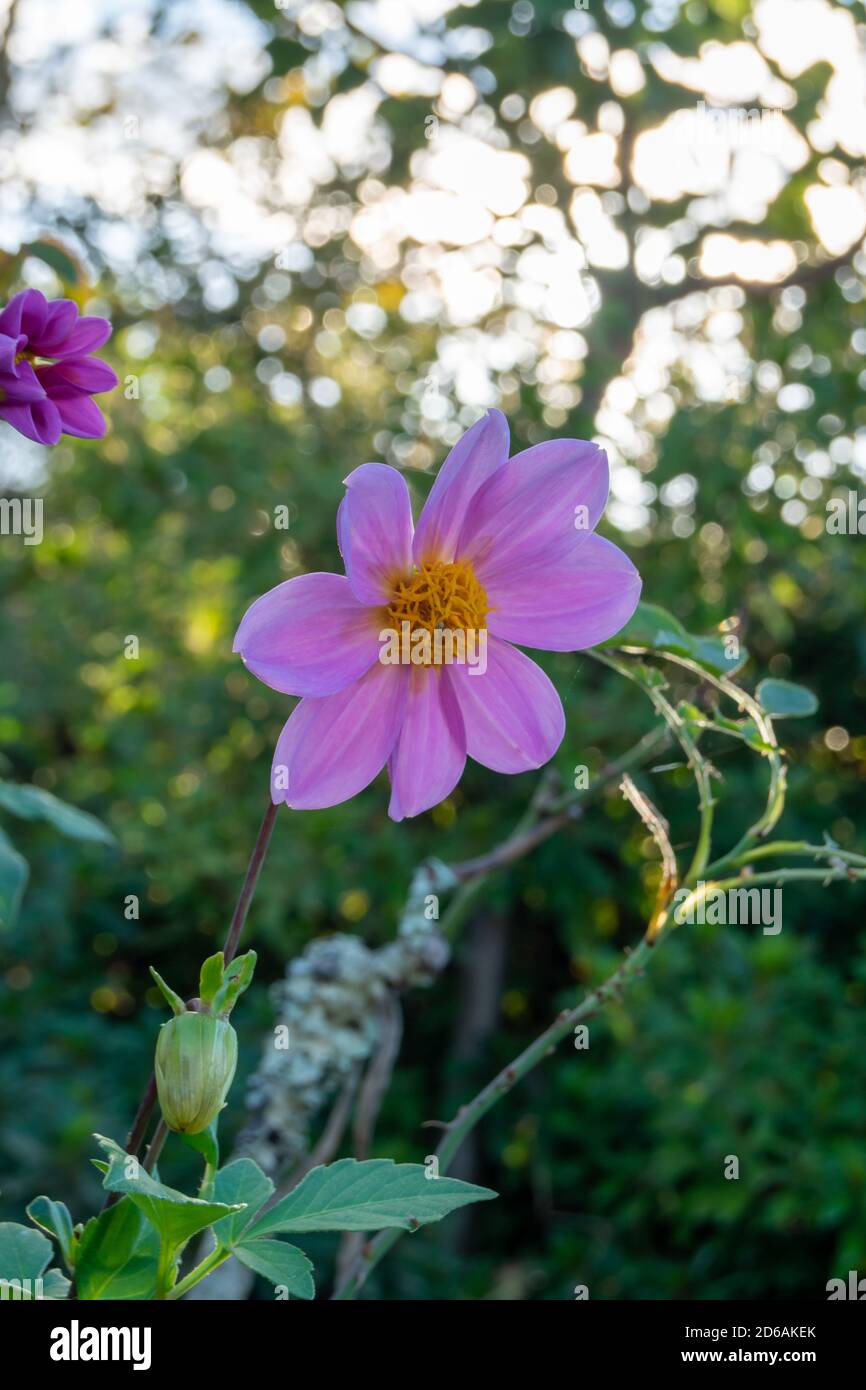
[338,463,414,604]
[456,439,609,588]
[0,289,47,341]
[388,668,466,821]
[234,572,382,698]
[0,397,62,445]
[486,534,642,651]
[53,394,106,439]
[0,332,23,375]
[448,637,565,773]
[38,357,118,394]
[49,316,112,358]
[0,360,48,403]
[271,662,408,810]
[35,299,79,353]
[412,409,509,565]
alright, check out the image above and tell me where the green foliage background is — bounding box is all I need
[0,0,864,1298]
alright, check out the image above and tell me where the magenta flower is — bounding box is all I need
[0,289,117,445]
[234,411,641,820]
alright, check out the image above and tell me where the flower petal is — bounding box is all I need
[486,534,642,651]
[52,393,107,439]
[338,463,414,604]
[49,316,112,358]
[448,637,565,773]
[387,668,466,821]
[271,662,409,810]
[35,299,79,354]
[0,332,24,375]
[456,438,609,587]
[38,357,119,395]
[0,360,48,403]
[412,409,510,565]
[0,289,47,342]
[0,398,62,446]
[234,572,382,698]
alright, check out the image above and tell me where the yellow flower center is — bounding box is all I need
[386,559,489,665]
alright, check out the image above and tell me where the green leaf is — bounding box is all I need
[148,966,186,1016]
[96,1136,244,1248]
[75,1199,160,1301]
[199,952,225,1006]
[602,602,748,677]
[755,678,819,719]
[40,1269,72,1299]
[182,1122,219,1181]
[211,949,257,1017]
[233,1237,315,1298]
[0,782,115,846]
[245,1158,497,1237]
[0,1222,52,1283]
[26,1197,75,1272]
[0,1222,68,1299]
[212,1158,275,1249]
[0,828,28,929]
[25,239,81,285]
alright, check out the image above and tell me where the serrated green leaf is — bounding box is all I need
[0,782,115,845]
[233,1237,314,1298]
[756,678,819,718]
[246,1158,497,1236]
[212,1158,275,1248]
[0,828,28,929]
[75,1199,160,1301]
[26,1197,75,1272]
[96,1135,244,1248]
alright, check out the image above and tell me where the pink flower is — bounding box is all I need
[234,411,641,820]
[0,289,117,444]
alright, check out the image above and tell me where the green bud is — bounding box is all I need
[154,1012,238,1135]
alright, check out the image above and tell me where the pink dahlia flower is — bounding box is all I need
[234,411,641,820]
[0,289,117,444]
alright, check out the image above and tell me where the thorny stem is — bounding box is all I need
[333,650,863,1299]
[333,933,660,1299]
[706,841,866,878]
[335,853,866,1299]
[439,724,669,940]
[590,649,716,885]
[634,648,787,857]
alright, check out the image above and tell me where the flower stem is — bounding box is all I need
[223,799,278,965]
[143,1119,168,1174]
[100,794,279,1211]
[166,1246,231,1301]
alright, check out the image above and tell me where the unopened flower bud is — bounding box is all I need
[154,1011,238,1135]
